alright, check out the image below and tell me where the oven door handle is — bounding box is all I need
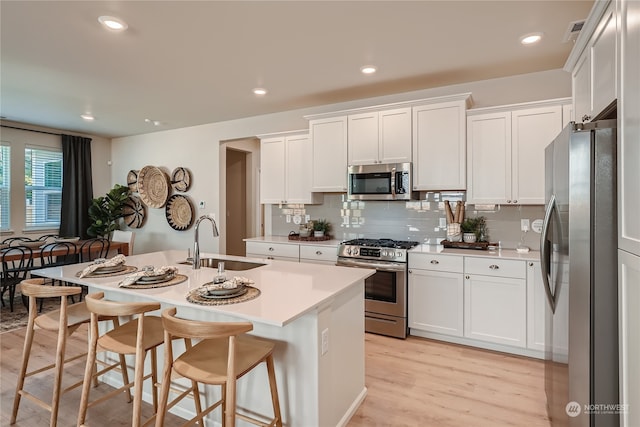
[336,258,406,272]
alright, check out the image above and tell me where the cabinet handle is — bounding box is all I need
[465,275,470,279]
[513,200,517,204]
[582,114,591,122]
[489,264,499,270]
[529,262,534,267]
[409,270,413,274]
[268,247,275,251]
[507,200,512,203]
[430,260,439,264]
[316,250,322,255]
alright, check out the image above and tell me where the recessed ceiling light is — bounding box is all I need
[360,65,377,75]
[144,118,162,126]
[80,114,95,121]
[98,15,128,31]
[520,32,543,45]
[253,88,267,96]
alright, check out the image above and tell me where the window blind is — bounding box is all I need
[0,144,10,230]
[25,146,63,228]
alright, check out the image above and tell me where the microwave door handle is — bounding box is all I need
[390,167,397,196]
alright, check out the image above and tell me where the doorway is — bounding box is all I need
[220,138,261,256]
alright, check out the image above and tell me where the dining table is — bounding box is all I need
[0,240,130,262]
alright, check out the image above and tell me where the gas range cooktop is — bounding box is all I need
[338,238,420,262]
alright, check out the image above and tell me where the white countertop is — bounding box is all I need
[244,235,342,247]
[409,244,541,261]
[31,249,374,327]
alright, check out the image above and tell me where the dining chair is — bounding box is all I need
[111,230,135,255]
[78,238,111,263]
[10,279,120,427]
[1,245,34,311]
[77,292,165,427]
[155,307,282,427]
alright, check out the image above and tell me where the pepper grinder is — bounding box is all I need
[214,261,226,284]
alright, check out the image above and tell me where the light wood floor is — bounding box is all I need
[1,325,550,427]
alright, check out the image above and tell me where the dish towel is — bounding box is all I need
[118,265,178,287]
[79,254,127,278]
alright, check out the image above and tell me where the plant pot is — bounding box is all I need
[313,231,325,238]
[463,233,477,243]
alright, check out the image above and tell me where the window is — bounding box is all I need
[25,146,63,229]
[0,144,10,230]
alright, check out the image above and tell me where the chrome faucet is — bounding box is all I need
[193,214,219,269]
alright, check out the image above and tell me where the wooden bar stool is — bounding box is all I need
[10,279,122,427]
[155,307,282,427]
[77,292,164,427]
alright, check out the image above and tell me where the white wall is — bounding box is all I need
[111,69,572,254]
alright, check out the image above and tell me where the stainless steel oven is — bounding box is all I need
[337,238,418,339]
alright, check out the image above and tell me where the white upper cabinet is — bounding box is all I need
[412,97,469,191]
[309,116,348,192]
[619,0,640,256]
[467,100,566,205]
[348,107,411,165]
[568,1,617,122]
[260,132,322,204]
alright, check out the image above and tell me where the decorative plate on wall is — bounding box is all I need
[138,165,170,208]
[122,195,146,228]
[127,169,139,192]
[165,194,194,231]
[171,167,191,192]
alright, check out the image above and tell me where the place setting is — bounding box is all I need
[77,254,138,278]
[187,275,260,306]
[118,265,187,289]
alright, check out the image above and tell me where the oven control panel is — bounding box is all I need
[338,245,408,262]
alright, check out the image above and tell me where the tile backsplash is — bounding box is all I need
[270,193,545,250]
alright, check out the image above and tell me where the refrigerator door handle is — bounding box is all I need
[540,194,557,313]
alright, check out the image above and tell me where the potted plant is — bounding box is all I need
[460,216,487,243]
[87,184,131,238]
[312,219,331,238]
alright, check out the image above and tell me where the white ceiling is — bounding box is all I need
[0,1,594,139]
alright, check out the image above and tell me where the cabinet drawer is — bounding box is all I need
[245,242,299,259]
[300,245,338,263]
[464,257,525,279]
[409,253,463,272]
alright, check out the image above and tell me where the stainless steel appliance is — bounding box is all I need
[337,238,419,338]
[541,119,618,426]
[347,162,417,201]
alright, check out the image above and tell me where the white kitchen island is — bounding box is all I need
[31,250,374,427]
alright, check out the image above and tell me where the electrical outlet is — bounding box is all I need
[439,217,447,228]
[286,214,291,223]
[198,201,205,209]
[321,328,329,355]
[521,219,530,232]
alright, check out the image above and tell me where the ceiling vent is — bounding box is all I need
[563,19,585,43]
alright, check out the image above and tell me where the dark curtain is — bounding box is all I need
[59,134,93,239]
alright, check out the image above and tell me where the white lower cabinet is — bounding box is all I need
[619,249,640,427]
[245,241,299,262]
[463,257,527,348]
[526,261,546,351]
[409,268,464,337]
[299,245,338,265]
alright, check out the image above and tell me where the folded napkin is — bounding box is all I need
[79,254,127,278]
[118,265,178,287]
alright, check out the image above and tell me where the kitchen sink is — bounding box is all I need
[179,258,265,271]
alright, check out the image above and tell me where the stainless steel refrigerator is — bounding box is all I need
[540,119,619,427]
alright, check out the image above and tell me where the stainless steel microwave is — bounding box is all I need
[347,162,416,200]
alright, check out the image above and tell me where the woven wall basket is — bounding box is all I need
[165,194,194,230]
[138,165,170,208]
[122,195,146,228]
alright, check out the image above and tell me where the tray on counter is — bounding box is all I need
[441,240,497,251]
[288,234,333,241]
